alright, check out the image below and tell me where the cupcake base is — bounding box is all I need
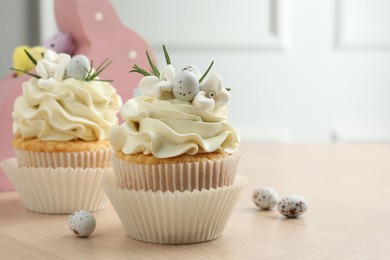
[102,174,247,244]
[111,152,240,192]
[0,158,111,214]
[13,137,112,168]
[14,149,111,168]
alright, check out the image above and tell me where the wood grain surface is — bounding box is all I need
[1,142,390,259]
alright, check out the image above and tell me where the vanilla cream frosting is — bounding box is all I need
[110,95,240,158]
[13,77,122,141]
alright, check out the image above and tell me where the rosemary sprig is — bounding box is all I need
[84,60,94,77]
[199,61,214,83]
[10,68,41,78]
[146,51,160,77]
[85,59,113,82]
[129,64,152,76]
[162,44,171,65]
[24,49,37,65]
[95,59,112,75]
[129,46,172,77]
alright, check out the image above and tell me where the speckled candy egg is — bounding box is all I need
[252,187,279,210]
[182,65,201,79]
[65,55,90,80]
[69,210,96,237]
[172,70,199,101]
[43,32,75,55]
[277,195,308,218]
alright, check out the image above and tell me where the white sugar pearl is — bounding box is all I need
[66,55,90,80]
[252,187,279,210]
[69,210,96,237]
[172,70,199,102]
[277,195,308,218]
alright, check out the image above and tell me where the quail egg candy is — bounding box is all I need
[65,55,90,80]
[43,32,75,55]
[182,65,201,79]
[252,187,279,210]
[277,195,308,218]
[69,210,96,237]
[172,70,199,101]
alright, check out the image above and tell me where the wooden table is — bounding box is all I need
[1,143,390,259]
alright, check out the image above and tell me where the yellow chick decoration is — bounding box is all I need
[12,45,46,76]
[31,46,46,60]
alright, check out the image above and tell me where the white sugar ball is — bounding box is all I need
[277,195,308,218]
[69,210,96,237]
[252,187,279,210]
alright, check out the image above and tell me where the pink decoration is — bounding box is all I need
[0,74,27,190]
[0,0,155,190]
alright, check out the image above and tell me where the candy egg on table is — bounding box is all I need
[68,210,96,237]
[277,195,308,218]
[65,55,90,80]
[252,187,279,210]
[172,70,199,101]
[182,65,201,79]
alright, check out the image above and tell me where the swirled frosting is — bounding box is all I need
[13,77,122,141]
[109,95,240,158]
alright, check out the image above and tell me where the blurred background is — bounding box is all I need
[1,0,390,142]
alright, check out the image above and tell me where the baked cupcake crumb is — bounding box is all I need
[13,135,110,152]
[115,150,230,164]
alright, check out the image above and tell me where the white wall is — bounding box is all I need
[0,0,40,78]
[7,0,390,142]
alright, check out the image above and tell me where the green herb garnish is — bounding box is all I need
[9,68,40,78]
[130,46,216,85]
[199,61,214,83]
[146,51,160,77]
[130,46,162,77]
[129,64,152,76]
[24,49,38,65]
[162,44,171,65]
[85,59,113,82]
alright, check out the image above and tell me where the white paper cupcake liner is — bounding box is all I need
[111,152,240,192]
[0,158,111,214]
[102,174,247,244]
[14,148,111,168]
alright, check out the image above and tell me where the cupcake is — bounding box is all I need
[0,49,122,213]
[109,47,240,192]
[12,51,121,168]
[103,46,246,244]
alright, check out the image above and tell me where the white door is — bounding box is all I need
[36,0,390,142]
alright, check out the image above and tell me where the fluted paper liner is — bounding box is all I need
[111,152,240,192]
[0,158,111,214]
[14,149,111,168]
[102,174,247,244]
